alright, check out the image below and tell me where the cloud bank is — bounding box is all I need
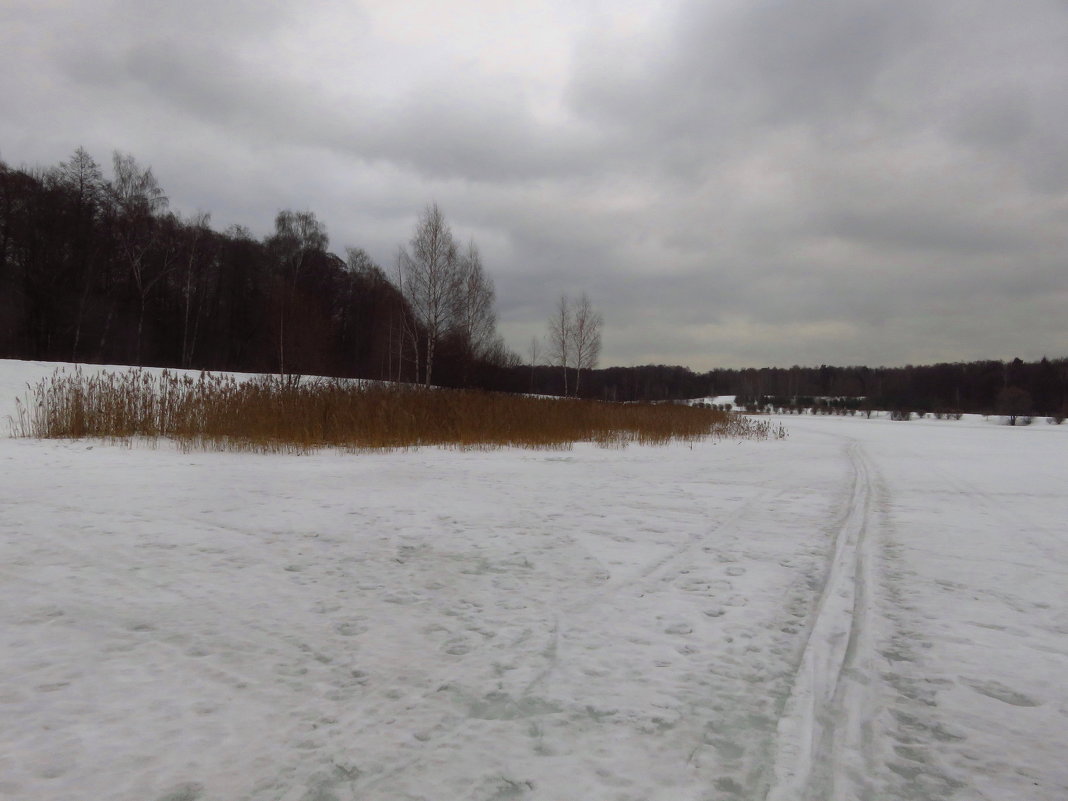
[3,0,1066,368]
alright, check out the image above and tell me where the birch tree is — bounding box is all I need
[455,240,497,363]
[548,294,572,396]
[571,292,603,396]
[178,212,211,369]
[392,247,422,382]
[548,293,603,396]
[528,335,540,392]
[398,203,461,386]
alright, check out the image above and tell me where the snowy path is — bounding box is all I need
[771,415,1068,801]
[2,365,1067,801]
[767,439,879,801]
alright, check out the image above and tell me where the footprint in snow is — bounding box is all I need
[677,576,732,594]
[965,679,1040,707]
[154,783,204,801]
[333,620,367,637]
[444,638,472,655]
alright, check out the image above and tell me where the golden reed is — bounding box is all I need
[14,368,773,453]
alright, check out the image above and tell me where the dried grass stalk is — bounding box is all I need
[14,368,772,452]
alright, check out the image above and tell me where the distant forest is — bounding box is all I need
[547,359,1067,419]
[2,149,1065,417]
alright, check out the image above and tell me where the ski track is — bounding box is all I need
[768,416,1068,801]
[764,439,878,801]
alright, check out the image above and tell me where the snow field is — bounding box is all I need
[1,437,843,800]
[1,360,1067,800]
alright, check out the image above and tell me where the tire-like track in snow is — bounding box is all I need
[765,439,879,801]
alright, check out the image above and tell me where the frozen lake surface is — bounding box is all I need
[2,361,1066,800]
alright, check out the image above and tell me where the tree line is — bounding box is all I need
[722,358,1068,418]
[501,358,1065,417]
[0,148,518,388]
[3,148,1063,413]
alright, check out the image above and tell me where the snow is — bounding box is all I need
[687,395,737,408]
[2,360,1066,800]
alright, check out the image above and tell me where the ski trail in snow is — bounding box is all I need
[766,439,878,801]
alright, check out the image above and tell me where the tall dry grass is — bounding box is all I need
[13,368,772,452]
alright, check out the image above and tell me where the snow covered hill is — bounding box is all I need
[2,360,1066,800]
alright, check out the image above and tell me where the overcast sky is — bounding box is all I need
[3,0,1067,369]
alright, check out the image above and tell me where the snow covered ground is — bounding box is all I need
[1,360,1066,801]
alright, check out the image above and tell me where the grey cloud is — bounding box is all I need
[566,1,931,172]
[949,86,1034,151]
[4,0,1067,369]
[694,0,930,125]
[61,40,260,130]
[817,208,1024,255]
[112,0,297,39]
[59,30,595,185]
[355,80,597,182]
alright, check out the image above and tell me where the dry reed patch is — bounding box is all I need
[13,368,771,452]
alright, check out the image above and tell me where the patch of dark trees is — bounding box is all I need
[0,149,514,389]
[507,358,1067,419]
[2,149,1065,418]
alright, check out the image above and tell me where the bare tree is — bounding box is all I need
[108,151,170,365]
[996,386,1032,426]
[486,336,520,369]
[55,148,105,361]
[571,292,603,396]
[398,203,462,386]
[345,247,378,277]
[267,209,328,375]
[111,151,168,218]
[454,240,497,362]
[393,247,421,382]
[548,294,572,396]
[178,212,211,369]
[528,335,540,392]
[547,293,603,396]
